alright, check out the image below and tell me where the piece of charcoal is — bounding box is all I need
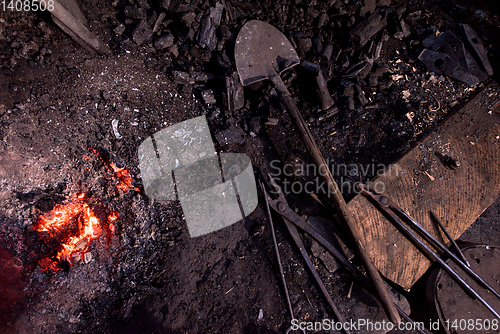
[306,7,319,19]
[132,20,153,45]
[349,10,387,47]
[135,0,150,10]
[169,45,179,57]
[265,118,279,126]
[217,52,232,69]
[148,12,158,26]
[198,17,217,51]
[360,0,376,16]
[154,34,174,49]
[368,74,378,87]
[215,126,245,146]
[192,71,214,82]
[172,71,193,85]
[161,0,171,10]
[321,44,333,59]
[201,89,217,105]
[181,12,196,27]
[210,3,224,26]
[296,37,312,56]
[317,12,329,28]
[348,96,355,110]
[250,117,261,134]
[225,71,245,112]
[114,24,126,36]
[153,12,166,33]
[376,0,391,6]
[338,51,350,72]
[317,106,339,121]
[356,84,369,105]
[124,6,146,20]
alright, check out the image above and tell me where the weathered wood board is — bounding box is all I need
[348,82,500,290]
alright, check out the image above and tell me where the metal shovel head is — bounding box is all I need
[235,20,300,86]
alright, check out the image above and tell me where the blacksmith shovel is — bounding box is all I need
[235,20,400,324]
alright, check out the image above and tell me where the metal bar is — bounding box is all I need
[429,211,470,267]
[395,207,500,300]
[368,196,500,319]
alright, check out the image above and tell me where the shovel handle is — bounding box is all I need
[269,73,401,324]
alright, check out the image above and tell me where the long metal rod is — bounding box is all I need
[430,211,470,267]
[396,206,500,300]
[368,196,500,319]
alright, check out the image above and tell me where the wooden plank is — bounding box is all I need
[348,82,500,290]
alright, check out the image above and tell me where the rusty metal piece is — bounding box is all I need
[461,24,494,76]
[420,30,487,86]
[439,30,487,82]
[418,49,479,86]
[438,31,470,73]
[423,34,460,66]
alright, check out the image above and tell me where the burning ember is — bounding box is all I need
[35,149,137,271]
[90,148,139,194]
[109,162,140,194]
[35,193,116,271]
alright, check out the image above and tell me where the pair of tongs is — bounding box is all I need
[261,177,426,334]
[358,184,500,319]
[261,177,350,334]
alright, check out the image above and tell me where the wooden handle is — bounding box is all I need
[270,73,401,324]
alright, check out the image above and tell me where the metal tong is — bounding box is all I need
[358,184,500,319]
[261,178,350,334]
[262,176,427,334]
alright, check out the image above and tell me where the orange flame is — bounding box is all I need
[109,162,139,193]
[36,193,109,271]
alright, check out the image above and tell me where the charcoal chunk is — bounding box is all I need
[132,20,153,45]
[198,17,217,51]
[153,12,166,33]
[317,12,329,28]
[360,0,376,16]
[124,6,146,20]
[113,24,126,36]
[154,34,174,49]
[181,12,196,26]
[201,89,217,105]
[296,37,312,56]
[172,71,193,85]
[224,71,244,112]
[161,0,171,10]
[135,0,150,10]
[210,3,224,26]
[349,10,387,47]
[215,126,245,146]
[250,117,261,135]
